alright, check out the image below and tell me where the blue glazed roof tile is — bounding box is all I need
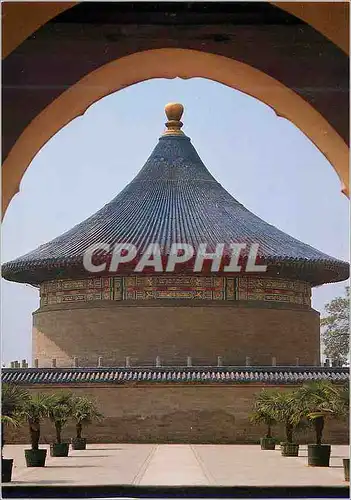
[1,114,349,286]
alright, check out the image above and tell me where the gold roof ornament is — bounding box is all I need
[163,102,184,135]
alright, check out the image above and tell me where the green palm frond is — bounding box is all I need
[1,415,20,427]
[47,392,73,426]
[2,384,29,419]
[71,396,103,426]
[251,388,306,430]
[296,380,348,420]
[250,389,280,426]
[18,392,55,424]
[270,390,305,427]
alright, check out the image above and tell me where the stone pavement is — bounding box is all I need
[3,444,349,486]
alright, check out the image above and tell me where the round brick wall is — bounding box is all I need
[33,300,320,367]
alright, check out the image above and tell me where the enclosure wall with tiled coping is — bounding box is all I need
[4,384,348,445]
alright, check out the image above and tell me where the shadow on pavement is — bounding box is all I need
[65,455,111,458]
[46,465,99,468]
[87,447,124,451]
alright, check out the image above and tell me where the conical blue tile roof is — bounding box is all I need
[2,105,349,286]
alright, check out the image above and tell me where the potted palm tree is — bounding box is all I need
[71,396,103,450]
[296,380,348,467]
[19,392,53,467]
[271,390,305,457]
[48,392,73,457]
[1,384,29,482]
[250,390,277,450]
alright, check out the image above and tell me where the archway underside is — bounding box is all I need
[2,3,349,215]
[3,1,348,58]
[2,48,349,215]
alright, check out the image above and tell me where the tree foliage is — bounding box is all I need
[1,384,29,451]
[1,385,105,449]
[18,393,54,450]
[71,396,103,439]
[2,384,29,422]
[250,389,278,438]
[321,286,349,365]
[47,392,74,444]
[250,389,305,443]
[295,380,348,445]
[267,391,306,444]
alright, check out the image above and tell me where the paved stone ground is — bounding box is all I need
[3,444,349,486]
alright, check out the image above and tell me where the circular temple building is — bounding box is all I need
[2,103,349,444]
[3,104,349,369]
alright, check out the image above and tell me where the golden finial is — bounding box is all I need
[163,103,184,135]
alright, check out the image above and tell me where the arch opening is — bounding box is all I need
[2,48,349,216]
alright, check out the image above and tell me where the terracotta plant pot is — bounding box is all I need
[24,448,47,467]
[308,444,331,467]
[1,458,13,482]
[343,458,349,482]
[50,443,69,457]
[260,437,275,450]
[71,437,87,450]
[281,442,299,457]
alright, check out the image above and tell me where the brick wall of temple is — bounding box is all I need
[5,385,348,445]
[33,301,320,368]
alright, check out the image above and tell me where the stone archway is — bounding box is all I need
[2,3,349,215]
[3,2,348,57]
[2,48,349,215]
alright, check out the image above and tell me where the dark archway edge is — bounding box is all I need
[2,1,348,163]
[2,485,350,499]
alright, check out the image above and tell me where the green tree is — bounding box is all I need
[250,389,306,444]
[1,384,29,452]
[269,390,306,444]
[47,392,73,444]
[250,389,277,439]
[296,380,348,445]
[71,396,103,440]
[18,393,54,450]
[321,286,349,365]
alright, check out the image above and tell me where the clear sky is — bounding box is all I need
[1,78,349,366]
